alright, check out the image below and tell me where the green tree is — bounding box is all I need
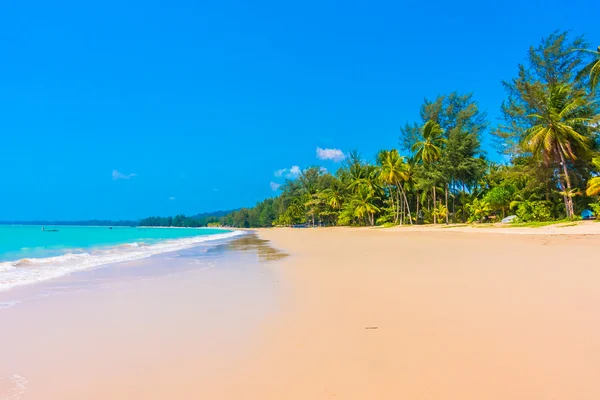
[523,84,595,217]
[377,149,412,224]
[576,45,600,92]
[586,157,600,196]
[412,120,445,223]
[349,185,380,226]
[467,198,491,223]
[493,31,588,156]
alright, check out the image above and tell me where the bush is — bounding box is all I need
[589,202,600,217]
[514,200,552,222]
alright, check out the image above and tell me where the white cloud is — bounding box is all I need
[274,165,301,179]
[168,196,176,201]
[320,167,328,174]
[316,147,346,162]
[112,170,137,180]
[288,165,301,177]
[270,181,282,191]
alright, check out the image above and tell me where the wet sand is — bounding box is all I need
[0,235,284,399]
[2,228,600,399]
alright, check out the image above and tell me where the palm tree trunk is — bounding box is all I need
[452,188,456,222]
[432,186,437,224]
[395,187,401,225]
[427,195,430,222]
[415,190,420,225]
[397,188,402,224]
[557,178,569,218]
[399,192,404,224]
[445,184,449,224]
[399,185,413,224]
[557,147,574,218]
[389,186,397,224]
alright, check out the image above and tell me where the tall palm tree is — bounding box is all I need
[403,157,418,222]
[523,84,594,218]
[412,120,446,223]
[377,149,412,224]
[576,46,600,92]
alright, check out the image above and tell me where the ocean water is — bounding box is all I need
[0,225,244,292]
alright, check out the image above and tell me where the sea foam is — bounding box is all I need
[0,230,245,292]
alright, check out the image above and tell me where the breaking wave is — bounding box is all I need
[0,231,245,292]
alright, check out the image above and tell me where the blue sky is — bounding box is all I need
[1,0,598,220]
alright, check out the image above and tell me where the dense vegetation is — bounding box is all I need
[138,210,234,227]
[147,32,600,228]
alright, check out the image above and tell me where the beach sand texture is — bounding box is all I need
[1,228,599,399]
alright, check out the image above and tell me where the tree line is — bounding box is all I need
[143,31,600,229]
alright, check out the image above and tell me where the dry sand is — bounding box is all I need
[2,227,600,399]
[226,227,600,399]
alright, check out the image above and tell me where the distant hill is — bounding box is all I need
[189,210,237,219]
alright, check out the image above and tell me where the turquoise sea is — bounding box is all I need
[0,225,243,292]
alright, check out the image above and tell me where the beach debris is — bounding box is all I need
[501,215,517,223]
[365,326,378,330]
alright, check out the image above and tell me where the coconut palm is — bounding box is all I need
[348,165,382,197]
[587,178,600,196]
[523,84,594,218]
[377,149,412,224]
[467,198,491,223]
[412,121,445,163]
[432,203,448,222]
[576,45,600,92]
[321,188,343,210]
[351,185,380,226]
[412,120,446,223]
[586,157,600,196]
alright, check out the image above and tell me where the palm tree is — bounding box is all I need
[412,120,446,223]
[321,188,343,210]
[586,157,600,196]
[587,178,600,196]
[467,198,491,223]
[351,185,380,226]
[377,149,412,224]
[576,46,600,92]
[523,84,594,218]
[412,121,445,163]
[402,158,417,223]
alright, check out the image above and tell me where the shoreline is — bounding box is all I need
[0,234,283,399]
[0,228,245,293]
[2,228,600,399]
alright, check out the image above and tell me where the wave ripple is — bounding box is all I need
[0,231,245,292]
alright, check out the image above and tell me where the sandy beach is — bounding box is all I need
[225,227,600,399]
[2,227,600,399]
